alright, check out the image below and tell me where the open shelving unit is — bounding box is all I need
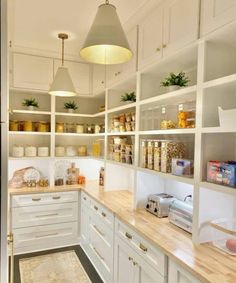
[8,21,236,245]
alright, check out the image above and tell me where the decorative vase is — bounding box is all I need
[168,85,181,92]
[27,106,35,111]
[68,109,75,113]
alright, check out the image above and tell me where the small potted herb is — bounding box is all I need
[121,92,136,103]
[64,101,78,113]
[160,72,190,92]
[22,98,39,111]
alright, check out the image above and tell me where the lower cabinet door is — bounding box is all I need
[168,259,201,283]
[80,203,90,250]
[114,237,136,283]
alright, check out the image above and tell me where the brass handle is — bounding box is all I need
[156,47,161,52]
[93,247,104,260]
[52,196,61,200]
[83,197,87,201]
[94,205,98,211]
[162,44,167,48]
[32,197,41,201]
[139,243,148,252]
[35,232,58,238]
[93,224,105,237]
[125,232,132,240]
[101,212,106,217]
[128,256,133,261]
[101,81,104,84]
[133,261,138,266]
[35,213,58,218]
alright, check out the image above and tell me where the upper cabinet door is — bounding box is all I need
[92,64,106,95]
[201,0,236,36]
[163,0,200,57]
[12,53,53,91]
[138,4,163,69]
[54,59,91,95]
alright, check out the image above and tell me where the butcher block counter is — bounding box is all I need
[9,181,236,283]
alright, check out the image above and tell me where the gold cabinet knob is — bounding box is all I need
[156,47,161,52]
[128,256,133,261]
[162,44,167,48]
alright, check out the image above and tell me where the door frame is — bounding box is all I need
[1,0,9,282]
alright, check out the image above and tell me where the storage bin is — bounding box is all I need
[210,218,236,255]
[218,107,236,129]
[172,158,194,177]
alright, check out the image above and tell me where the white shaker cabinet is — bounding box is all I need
[12,53,53,91]
[163,0,200,57]
[168,259,201,283]
[53,59,91,95]
[138,4,164,69]
[201,0,236,36]
[107,26,138,87]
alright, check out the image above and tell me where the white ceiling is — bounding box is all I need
[9,0,149,60]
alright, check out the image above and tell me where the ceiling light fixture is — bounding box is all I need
[80,0,133,65]
[49,33,76,97]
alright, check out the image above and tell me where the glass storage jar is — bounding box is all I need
[76,124,84,134]
[92,141,101,157]
[37,121,48,132]
[23,120,33,131]
[9,120,19,131]
[56,122,64,133]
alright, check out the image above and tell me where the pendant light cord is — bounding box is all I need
[62,38,65,66]
[105,0,109,4]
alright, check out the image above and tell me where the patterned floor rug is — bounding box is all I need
[19,250,92,283]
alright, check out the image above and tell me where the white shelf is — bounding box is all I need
[203,73,236,89]
[106,159,135,169]
[138,129,196,135]
[137,167,194,185]
[11,109,51,115]
[55,132,105,137]
[10,87,49,94]
[107,102,136,114]
[107,132,135,136]
[200,181,236,196]
[140,85,197,106]
[9,131,51,135]
[9,156,52,160]
[201,127,236,133]
[9,156,105,161]
[55,111,105,118]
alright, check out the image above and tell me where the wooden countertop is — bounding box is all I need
[9,181,236,283]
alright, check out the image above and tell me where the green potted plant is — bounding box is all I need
[160,72,190,92]
[64,101,78,113]
[121,92,136,103]
[22,98,39,111]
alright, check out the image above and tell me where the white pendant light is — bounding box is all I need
[49,33,77,97]
[80,0,133,65]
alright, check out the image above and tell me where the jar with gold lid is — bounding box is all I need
[9,120,19,131]
[37,121,48,132]
[56,122,64,133]
[23,120,33,132]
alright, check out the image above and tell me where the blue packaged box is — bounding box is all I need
[222,162,236,187]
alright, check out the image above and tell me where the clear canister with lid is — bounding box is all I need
[12,145,24,157]
[10,120,19,131]
[37,121,48,132]
[56,122,65,133]
[141,140,148,168]
[23,120,33,131]
[76,124,84,134]
[147,141,154,170]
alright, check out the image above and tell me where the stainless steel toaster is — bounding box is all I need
[145,193,175,218]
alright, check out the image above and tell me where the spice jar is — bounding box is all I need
[76,124,84,134]
[56,122,64,133]
[23,120,33,131]
[94,124,101,134]
[9,120,19,131]
[12,145,24,157]
[66,123,75,133]
[37,121,48,132]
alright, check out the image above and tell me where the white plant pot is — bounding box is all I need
[124,100,134,104]
[27,106,35,111]
[68,109,75,113]
[168,85,181,92]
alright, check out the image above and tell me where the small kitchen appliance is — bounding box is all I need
[145,193,175,218]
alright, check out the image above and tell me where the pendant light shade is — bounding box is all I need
[49,33,77,96]
[80,1,133,65]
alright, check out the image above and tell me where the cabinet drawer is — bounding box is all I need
[90,198,114,229]
[12,202,78,228]
[116,220,167,277]
[13,222,78,249]
[12,191,78,207]
[81,191,91,208]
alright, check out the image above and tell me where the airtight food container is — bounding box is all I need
[210,218,236,255]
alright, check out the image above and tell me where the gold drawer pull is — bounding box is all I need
[35,213,58,218]
[101,212,106,217]
[32,197,41,201]
[156,47,161,52]
[83,197,87,201]
[125,232,132,240]
[52,196,61,200]
[93,225,105,237]
[35,232,58,238]
[139,243,148,252]
[93,247,104,261]
[162,44,167,48]
[128,256,133,261]
[133,261,138,266]
[94,205,98,211]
